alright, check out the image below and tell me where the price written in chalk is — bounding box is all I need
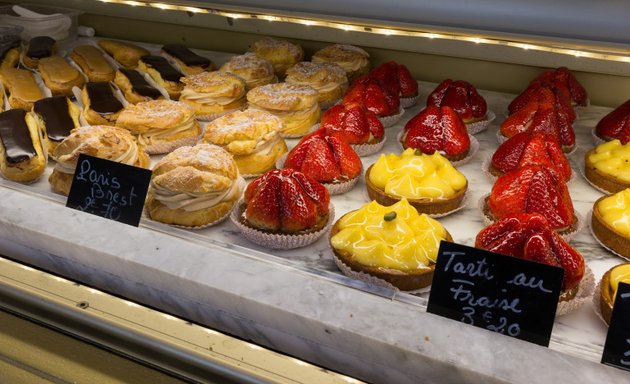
[427,242,564,346]
[602,282,630,372]
[66,154,151,226]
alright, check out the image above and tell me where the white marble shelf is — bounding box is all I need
[1,39,629,382]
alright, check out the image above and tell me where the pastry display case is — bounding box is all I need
[1,1,630,383]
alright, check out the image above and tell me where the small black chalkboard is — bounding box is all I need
[602,282,630,371]
[427,241,564,346]
[66,154,151,227]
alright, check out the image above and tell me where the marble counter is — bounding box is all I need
[0,41,628,382]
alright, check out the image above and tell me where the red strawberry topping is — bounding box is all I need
[402,105,470,159]
[488,165,574,231]
[245,168,330,233]
[532,67,588,107]
[427,79,487,123]
[397,64,418,98]
[475,213,584,291]
[284,130,362,183]
[491,132,571,181]
[343,76,398,117]
[595,99,630,143]
[320,103,384,144]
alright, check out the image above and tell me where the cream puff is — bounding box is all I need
[285,62,348,107]
[246,83,320,137]
[146,143,243,227]
[311,44,370,83]
[179,71,247,120]
[250,37,303,78]
[49,125,150,196]
[219,52,276,90]
[116,99,201,154]
[202,109,287,175]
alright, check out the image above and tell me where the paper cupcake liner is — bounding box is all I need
[591,127,605,146]
[592,282,608,326]
[588,210,630,261]
[331,250,400,291]
[481,156,576,185]
[231,203,335,249]
[466,110,496,135]
[496,130,578,156]
[478,193,583,241]
[379,106,405,128]
[195,106,244,122]
[400,94,421,109]
[556,265,595,316]
[578,162,613,194]
[280,122,321,139]
[351,137,386,156]
[397,131,478,166]
[143,133,202,155]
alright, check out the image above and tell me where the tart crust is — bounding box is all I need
[591,195,630,259]
[584,148,630,193]
[598,264,630,325]
[365,165,467,215]
[330,213,453,291]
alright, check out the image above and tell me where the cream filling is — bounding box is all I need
[249,103,318,119]
[180,87,245,106]
[55,141,139,174]
[152,176,244,211]
[288,79,346,94]
[137,118,197,147]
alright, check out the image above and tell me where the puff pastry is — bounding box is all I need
[246,83,320,137]
[49,125,150,195]
[81,82,125,125]
[146,143,243,227]
[179,71,246,119]
[0,109,47,183]
[161,44,214,75]
[116,99,201,154]
[33,96,81,155]
[219,52,276,90]
[203,109,288,175]
[38,56,86,96]
[71,45,116,82]
[285,62,348,106]
[0,68,45,110]
[312,44,370,83]
[98,39,150,69]
[250,37,303,78]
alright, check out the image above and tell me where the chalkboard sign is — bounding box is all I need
[602,282,630,372]
[427,241,564,346]
[66,154,151,227]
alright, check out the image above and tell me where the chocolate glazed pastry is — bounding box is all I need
[118,68,162,100]
[141,55,183,82]
[162,44,213,74]
[0,109,36,163]
[34,96,79,154]
[87,82,123,114]
[24,36,56,68]
[0,35,21,69]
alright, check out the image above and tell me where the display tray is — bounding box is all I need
[0,38,624,369]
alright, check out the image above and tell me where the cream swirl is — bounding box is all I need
[137,117,198,147]
[152,175,244,211]
[54,139,139,174]
[180,88,246,106]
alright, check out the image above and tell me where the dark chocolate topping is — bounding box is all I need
[140,55,183,82]
[0,109,37,164]
[0,35,20,62]
[162,44,210,68]
[34,96,76,142]
[26,36,56,59]
[86,82,124,114]
[119,68,162,99]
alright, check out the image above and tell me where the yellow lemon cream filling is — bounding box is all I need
[369,149,467,199]
[597,188,630,237]
[610,264,630,303]
[588,140,630,183]
[331,199,448,270]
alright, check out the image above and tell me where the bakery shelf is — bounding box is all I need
[0,35,628,382]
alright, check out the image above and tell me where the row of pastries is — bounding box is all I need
[1,32,630,327]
